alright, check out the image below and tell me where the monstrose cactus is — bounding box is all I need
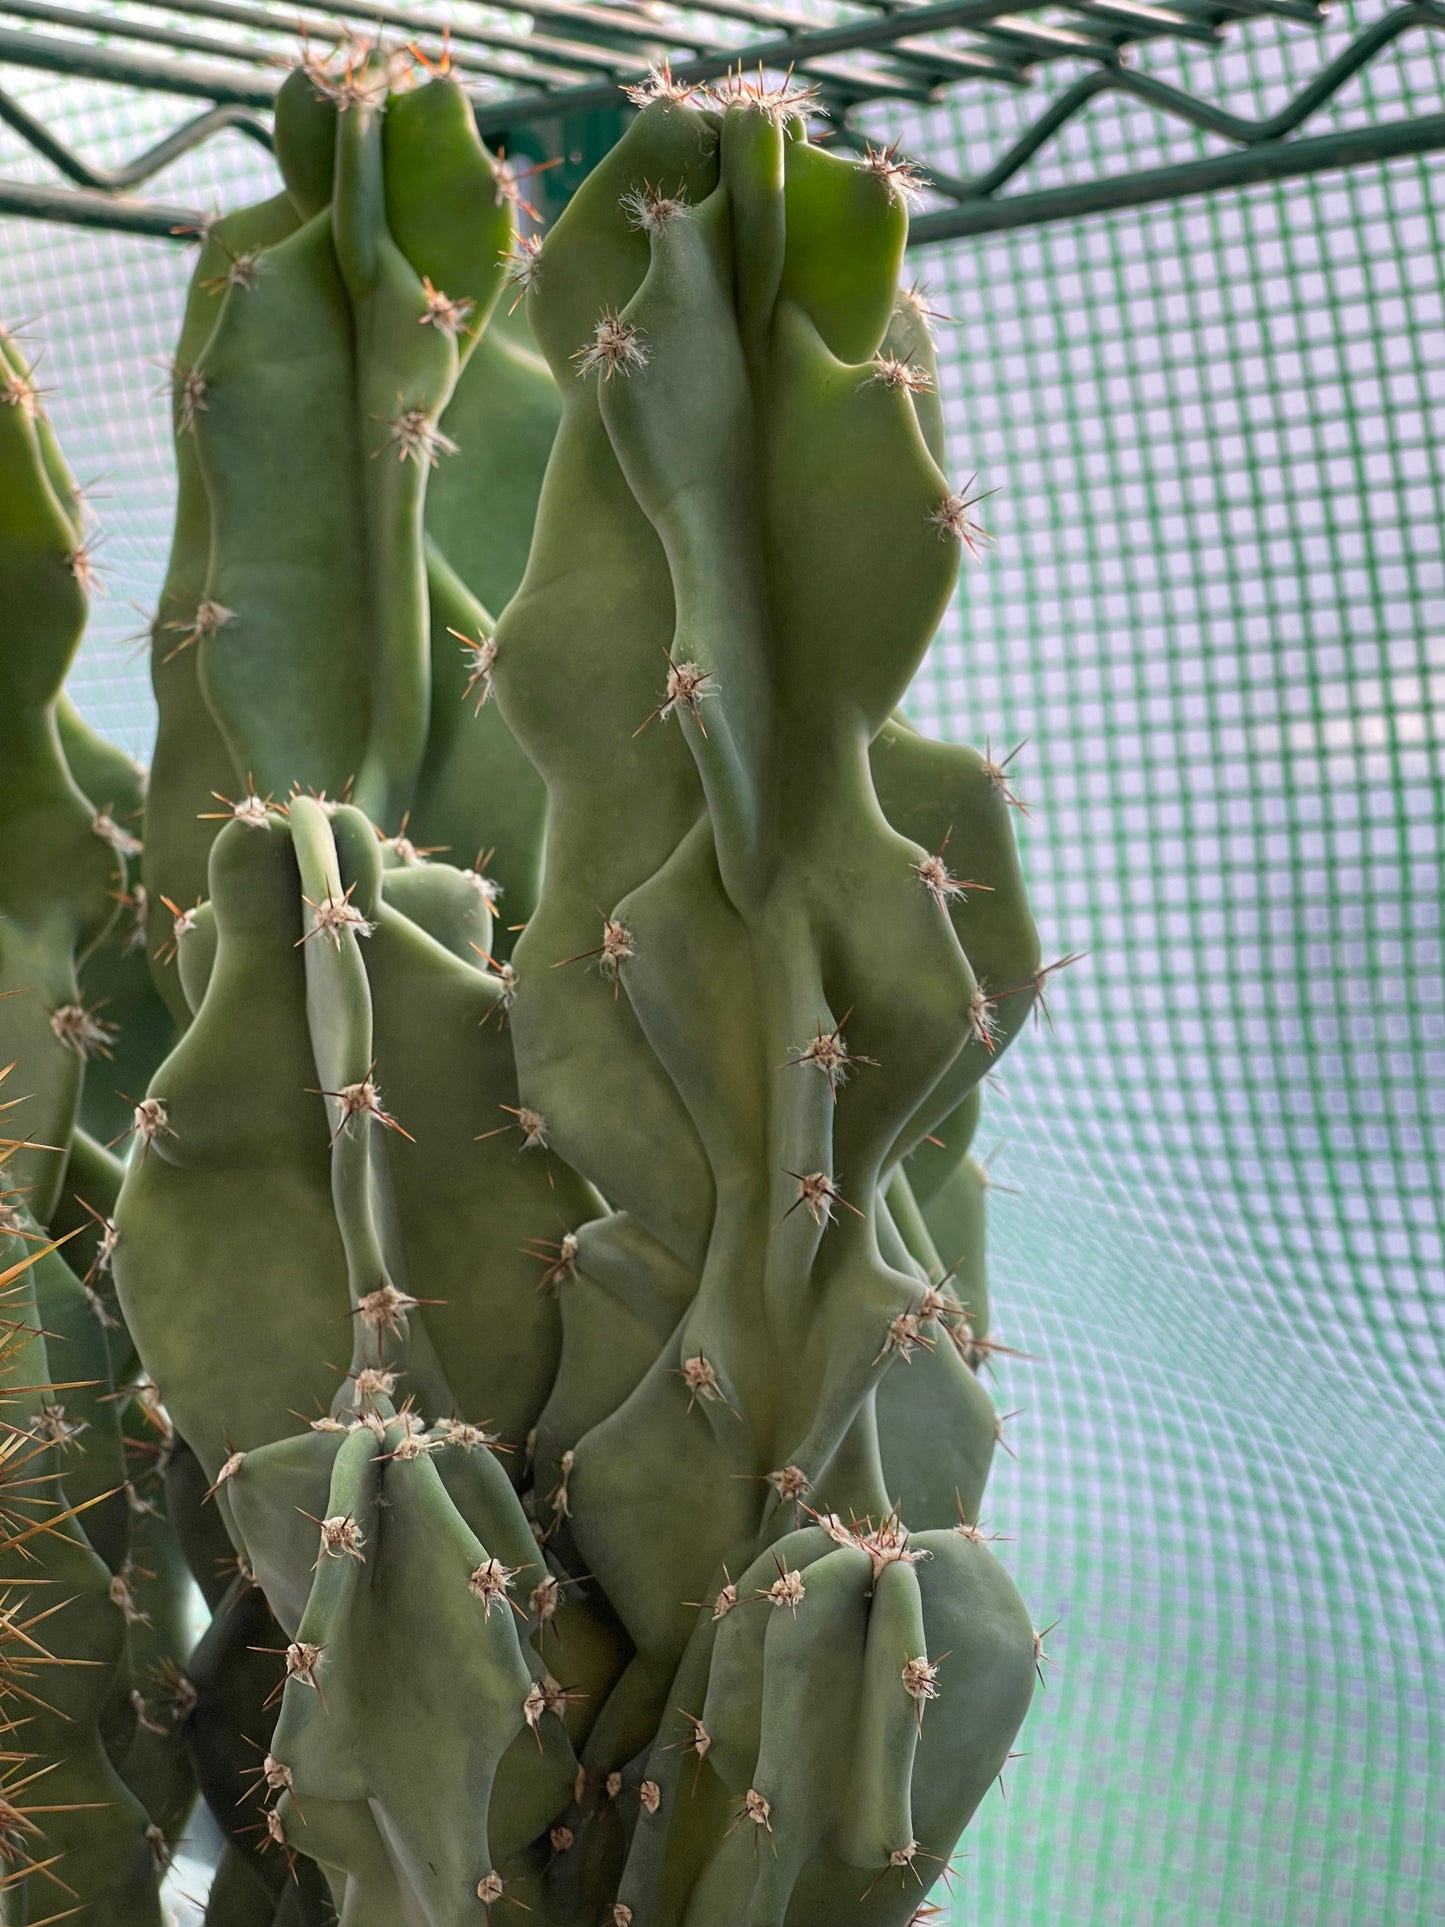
[1,46,1067,1927]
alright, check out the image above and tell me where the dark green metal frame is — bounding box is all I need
[0,0,1442,243]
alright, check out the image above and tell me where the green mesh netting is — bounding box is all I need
[0,4,1440,1921]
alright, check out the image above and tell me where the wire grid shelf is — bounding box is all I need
[1,0,1445,236]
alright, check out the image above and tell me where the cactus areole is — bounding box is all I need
[1,44,1067,1927]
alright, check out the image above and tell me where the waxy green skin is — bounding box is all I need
[0,331,197,1923]
[107,74,1048,1927]
[127,61,568,1911]
[56,698,178,1144]
[143,187,302,1025]
[0,330,117,1218]
[482,92,1040,1925]
[115,799,603,1919]
[144,63,554,1022]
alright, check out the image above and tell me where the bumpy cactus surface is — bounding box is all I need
[5,51,1063,1927]
[0,326,198,1923]
[145,49,553,1029]
[484,76,1047,1925]
[117,48,566,1916]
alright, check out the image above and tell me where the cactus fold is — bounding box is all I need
[144,55,556,1026]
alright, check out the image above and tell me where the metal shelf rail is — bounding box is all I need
[0,0,1442,245]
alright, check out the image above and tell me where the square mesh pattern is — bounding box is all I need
[0,6,1441,1921]
[871,6,1445,1922]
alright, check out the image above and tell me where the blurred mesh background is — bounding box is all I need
[1,3,1442,1922]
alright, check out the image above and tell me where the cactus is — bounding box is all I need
[480,76,1047,1923]
[99,62,1068,1926]
[115,789,602,1910]
[144,46,555,1029]
[126,52,571,1905]
[0,326,199,1921]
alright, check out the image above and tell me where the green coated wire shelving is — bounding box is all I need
[2,0,1445,240]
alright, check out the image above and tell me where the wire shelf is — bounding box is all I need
[0,0,1443,238]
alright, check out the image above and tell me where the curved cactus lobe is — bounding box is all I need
[148,63,562,1005]
[51,1123,136,1377]
[516,103,967,1616]
[55,699,179,1144]
[114,816,351,1475]
[268,1422,577,1917]
[191,205,376,801]
[492,106,730,1264]
[115,1403,203,1846]
[0,328,122,1216]
[491,94,1041,1926]
[324,803,598,1444]
[424,302,560,618]
[628,1523,1035,1927]
[375,828,495,962]
[116,789,621,1912]
[869,718,1042,1158]
[412,539,548,940]
[29,1244,128,1567]
[0,331,87,719]
[184,69,513,830]
[407,185,559,930]
[528,1209,703,1623]
[143,192,301,1020]
[381,74,512,333]
[778,137,907,366]
[136,1391,334,1892]
[332,96,461,822]
[759,1534,1036,1926]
